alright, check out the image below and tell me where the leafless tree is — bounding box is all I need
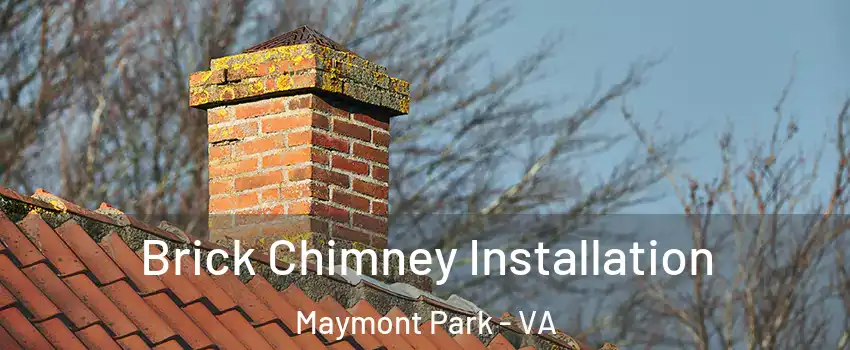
[2,1,682,347]
[591,73,850,348]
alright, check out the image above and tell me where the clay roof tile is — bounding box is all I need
[0,185,615,349]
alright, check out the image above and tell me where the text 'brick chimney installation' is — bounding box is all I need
[189,26,409,255]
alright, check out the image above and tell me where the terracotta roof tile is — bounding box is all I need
[153,339,186,349]
[246,275,302,331]
[216,309,275,350]
[0,211,47,267]
[16,212,88,276]
[21,263,98,329]
[143,292,213,349]
[455,333,489,350]
[0,186,615,350]
[144,245,204,305]
[0,307,53,349]
[62,274,136,337]
[33,317,88,349]
[348,300,414,350]
[292,332,327,349]
[281,283,344,340]
[100,280,177,343]
[254,323,300,349]
[487,334,518,350]
[0,280,16,309]
[175,254,238,312]
[385,307,438,350]
[73,324,122,349]
[0,255,61,321]
[318,296,384,349]
[418,321,464,350]
[328,340,358,350]
[100,232,167,295]
[211,273,277,324]
[0,324,21,349]
[54,221,125,285]
[115,334,150,349]
[181,302,246,349]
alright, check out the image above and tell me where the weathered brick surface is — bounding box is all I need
[202,92,396,248]
[195,41,405,251]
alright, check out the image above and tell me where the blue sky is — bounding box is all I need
[483,0,849,213]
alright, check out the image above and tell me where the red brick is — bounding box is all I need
[207,108,232,124]
[372,130,390,147]
[288,202,349,224]
[353,179,388,199]
[332,189,370,212]
[209,122,258,143]
[234,98,287,119]
[281,182,329,201]
[210,180,233,195]
[286,200,311,215]
[371,166,389,182]
[289,130,349,153]
[332,156,368,175]
[262,147,325,168]
[261,113,328,132]
[372,235,388,249]
[235,171,283,191]
[210,192,259,211]
[209,144,232,162]
[286,95,312,111]
[288,166,350,188]
[287,130,311,146]
[334,120,371,141]
[236,135,286,155]
[353,113,389,130]
[189,70,226,87]
[353,143,388,164]
[209,158,258,178]
[291,56,319,71]
[291,73,318,89]
[371,201,388,216]
[353,213,386,233]
[259,188,280,203]
[313,132,350,153]
[332,225,371,243]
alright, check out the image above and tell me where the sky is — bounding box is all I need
[483,0,850,213]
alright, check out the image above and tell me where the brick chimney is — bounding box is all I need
[188,26,408,254]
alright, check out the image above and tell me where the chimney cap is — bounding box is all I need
[244,25,353,54]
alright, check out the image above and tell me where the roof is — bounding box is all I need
[244,25,352,54]
[0,186,615,350]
